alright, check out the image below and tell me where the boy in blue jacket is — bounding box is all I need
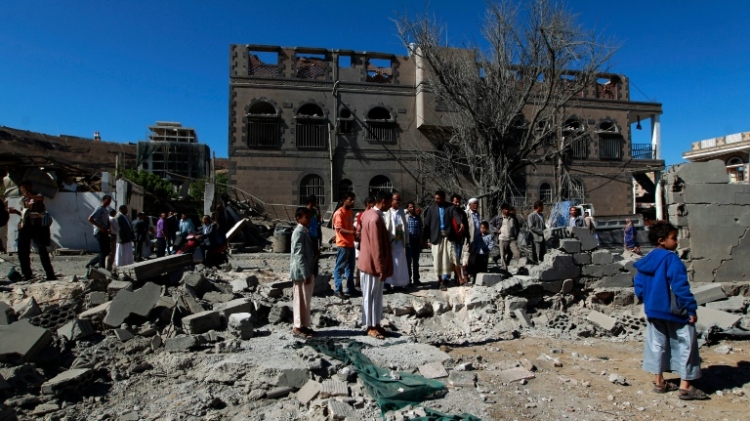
[634,221,708,400]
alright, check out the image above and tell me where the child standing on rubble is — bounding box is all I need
[634,221,708,400]
[290,207,316,340]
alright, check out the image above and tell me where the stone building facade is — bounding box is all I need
[228,44,664,216]
[683,131,750,184]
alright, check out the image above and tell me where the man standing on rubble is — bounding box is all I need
[86,195,112,270]
[385,192,410,291]
[527,201,546,264]
[133,212,150,261]
[423,190,460,291]
[115,205,134,267]
[332,192,357,299]
[8,181,57,281]
[156,212,167,258]
[405,201,423,286]
[106,209,119,271]
[568,206,586,228]
[358,191,393,340]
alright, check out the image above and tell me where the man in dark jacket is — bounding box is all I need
[132,212,150,262]
[422,190,460,291]
[115,205,135,267]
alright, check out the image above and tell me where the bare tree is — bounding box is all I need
[396,0,618,207]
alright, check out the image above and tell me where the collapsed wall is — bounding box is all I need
[663,159,750,283]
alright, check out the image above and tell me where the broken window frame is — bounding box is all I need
[246,101,281,149]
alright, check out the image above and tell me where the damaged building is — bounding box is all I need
[228,44,664,215]
[137,121,211,186]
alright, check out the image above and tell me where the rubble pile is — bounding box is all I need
[1,227,750,420]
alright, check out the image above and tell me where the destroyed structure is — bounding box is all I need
[683,129,750,183]
[228,44,664,215]
[664,159,750,283]
[137,121,212,186]
[3,165,750,419]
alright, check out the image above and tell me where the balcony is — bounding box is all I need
[631,143,653,160]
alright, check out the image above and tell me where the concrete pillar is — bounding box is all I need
[101,172,111,193]
[655,171,664,220]
[650,114,661,159]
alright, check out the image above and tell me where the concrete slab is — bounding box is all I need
[328,400,358,420]
[119,253,193,282]
[87,291,109,307]
[706,296,746,313]
[114,328,135,342]
[78,302,110,319]
[41,368,92,395]
[104,282,162,328]
[106,280,133,297]
[692,284,727,305]
[674,159,730,184]
[514,309,532,328]
[593,273,633,288]
[0,320,53,363]
[165,335,200,352]
[571,227,598,251]
[361,343,452,370]
[203,292,235,304]
[230,278,248,293]
[296,379,322,405]
[582,264,621,278]
[497,367,535,383]
[697,306,742,330]
[419,361,449,379]
[57,319,94,341]
[320,379,348,398]
[587,310,618,332]
[448,371,476,387]
[182,310,221,334]
[213,298,255,320]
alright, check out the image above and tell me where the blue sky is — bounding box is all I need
[1,0,749,166]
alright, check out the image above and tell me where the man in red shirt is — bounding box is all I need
[333,192,357,299]
[358,191,393,339]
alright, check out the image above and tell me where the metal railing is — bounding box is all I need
[365,123,397,144]
[599,137,622,160]
[295,123,326,149]
[631,143,653,159]
[247,121,279,148]
[568,138,589,159]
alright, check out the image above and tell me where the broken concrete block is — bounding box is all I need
[465,286,495,310]
[328,400,358,420]
[692,283,727,306]
[228,312,254,339]
[182,310,221,334]
[573,253,591,265]
[497,367,535,384]
[213,298,255,320]
[673,159,729,184]
[203,291,235,304]
[706,296,747,313]
[107,281,133,298]
[561,278,574,294]
[582,263,621,278]
[412,298,433,317]
[513,309,532,328]
[120,253,193,282]
[697,306,742,330]
[87,291,109,307]
[182,272,209,293]
[475,273,503,287]
[104,282,162,328]
[559,239,581,253]
[57,319,94,341]
[41,368,93,396]
[0,302,14,325]
[78,301,110,320]
[570,227,598,251]
[587,310,618,332]
[268,304,293,324]
[542,280,562,293]
[178,291,205,315]
[13,297,41,320]
[296,379,322,406]
[320,379,348,398]
[230,278,248,293]
[593,273,633,288]
[0,320,53,363]
[266,386,293,399]
[448,371,476,387]
[114,328,135,342]
[530,254,581,281]
[87,267,112,282]
[419,361,449,379]
[165,335,199,352]
[150,335,162,351]
[591,250,614,265]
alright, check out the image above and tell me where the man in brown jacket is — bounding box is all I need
[357,191,394,340]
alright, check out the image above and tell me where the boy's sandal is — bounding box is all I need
[678,387,710,400]
[653,382,679,393]
[367,329,385,340]
[292,329,312,340]
[301,327,317,335]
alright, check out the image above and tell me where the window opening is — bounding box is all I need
[295,104,326,149]
[246,101,279,148]
[295,52,327,79]
[368,175,393,197]
[300,174,325,206]
[248,50,280,77]
[539,183,552,203]
[366,58,393,83]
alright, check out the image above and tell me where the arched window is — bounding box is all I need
[539,183,552,203]
[300,174,325,206]
[246,101,280,148]
[338,179,354,201]
[295,103,326,149]
[368,175,393,197]
[365,107,396,144]
[727,157,744,166]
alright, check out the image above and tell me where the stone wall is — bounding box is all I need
[664,159,750,283]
